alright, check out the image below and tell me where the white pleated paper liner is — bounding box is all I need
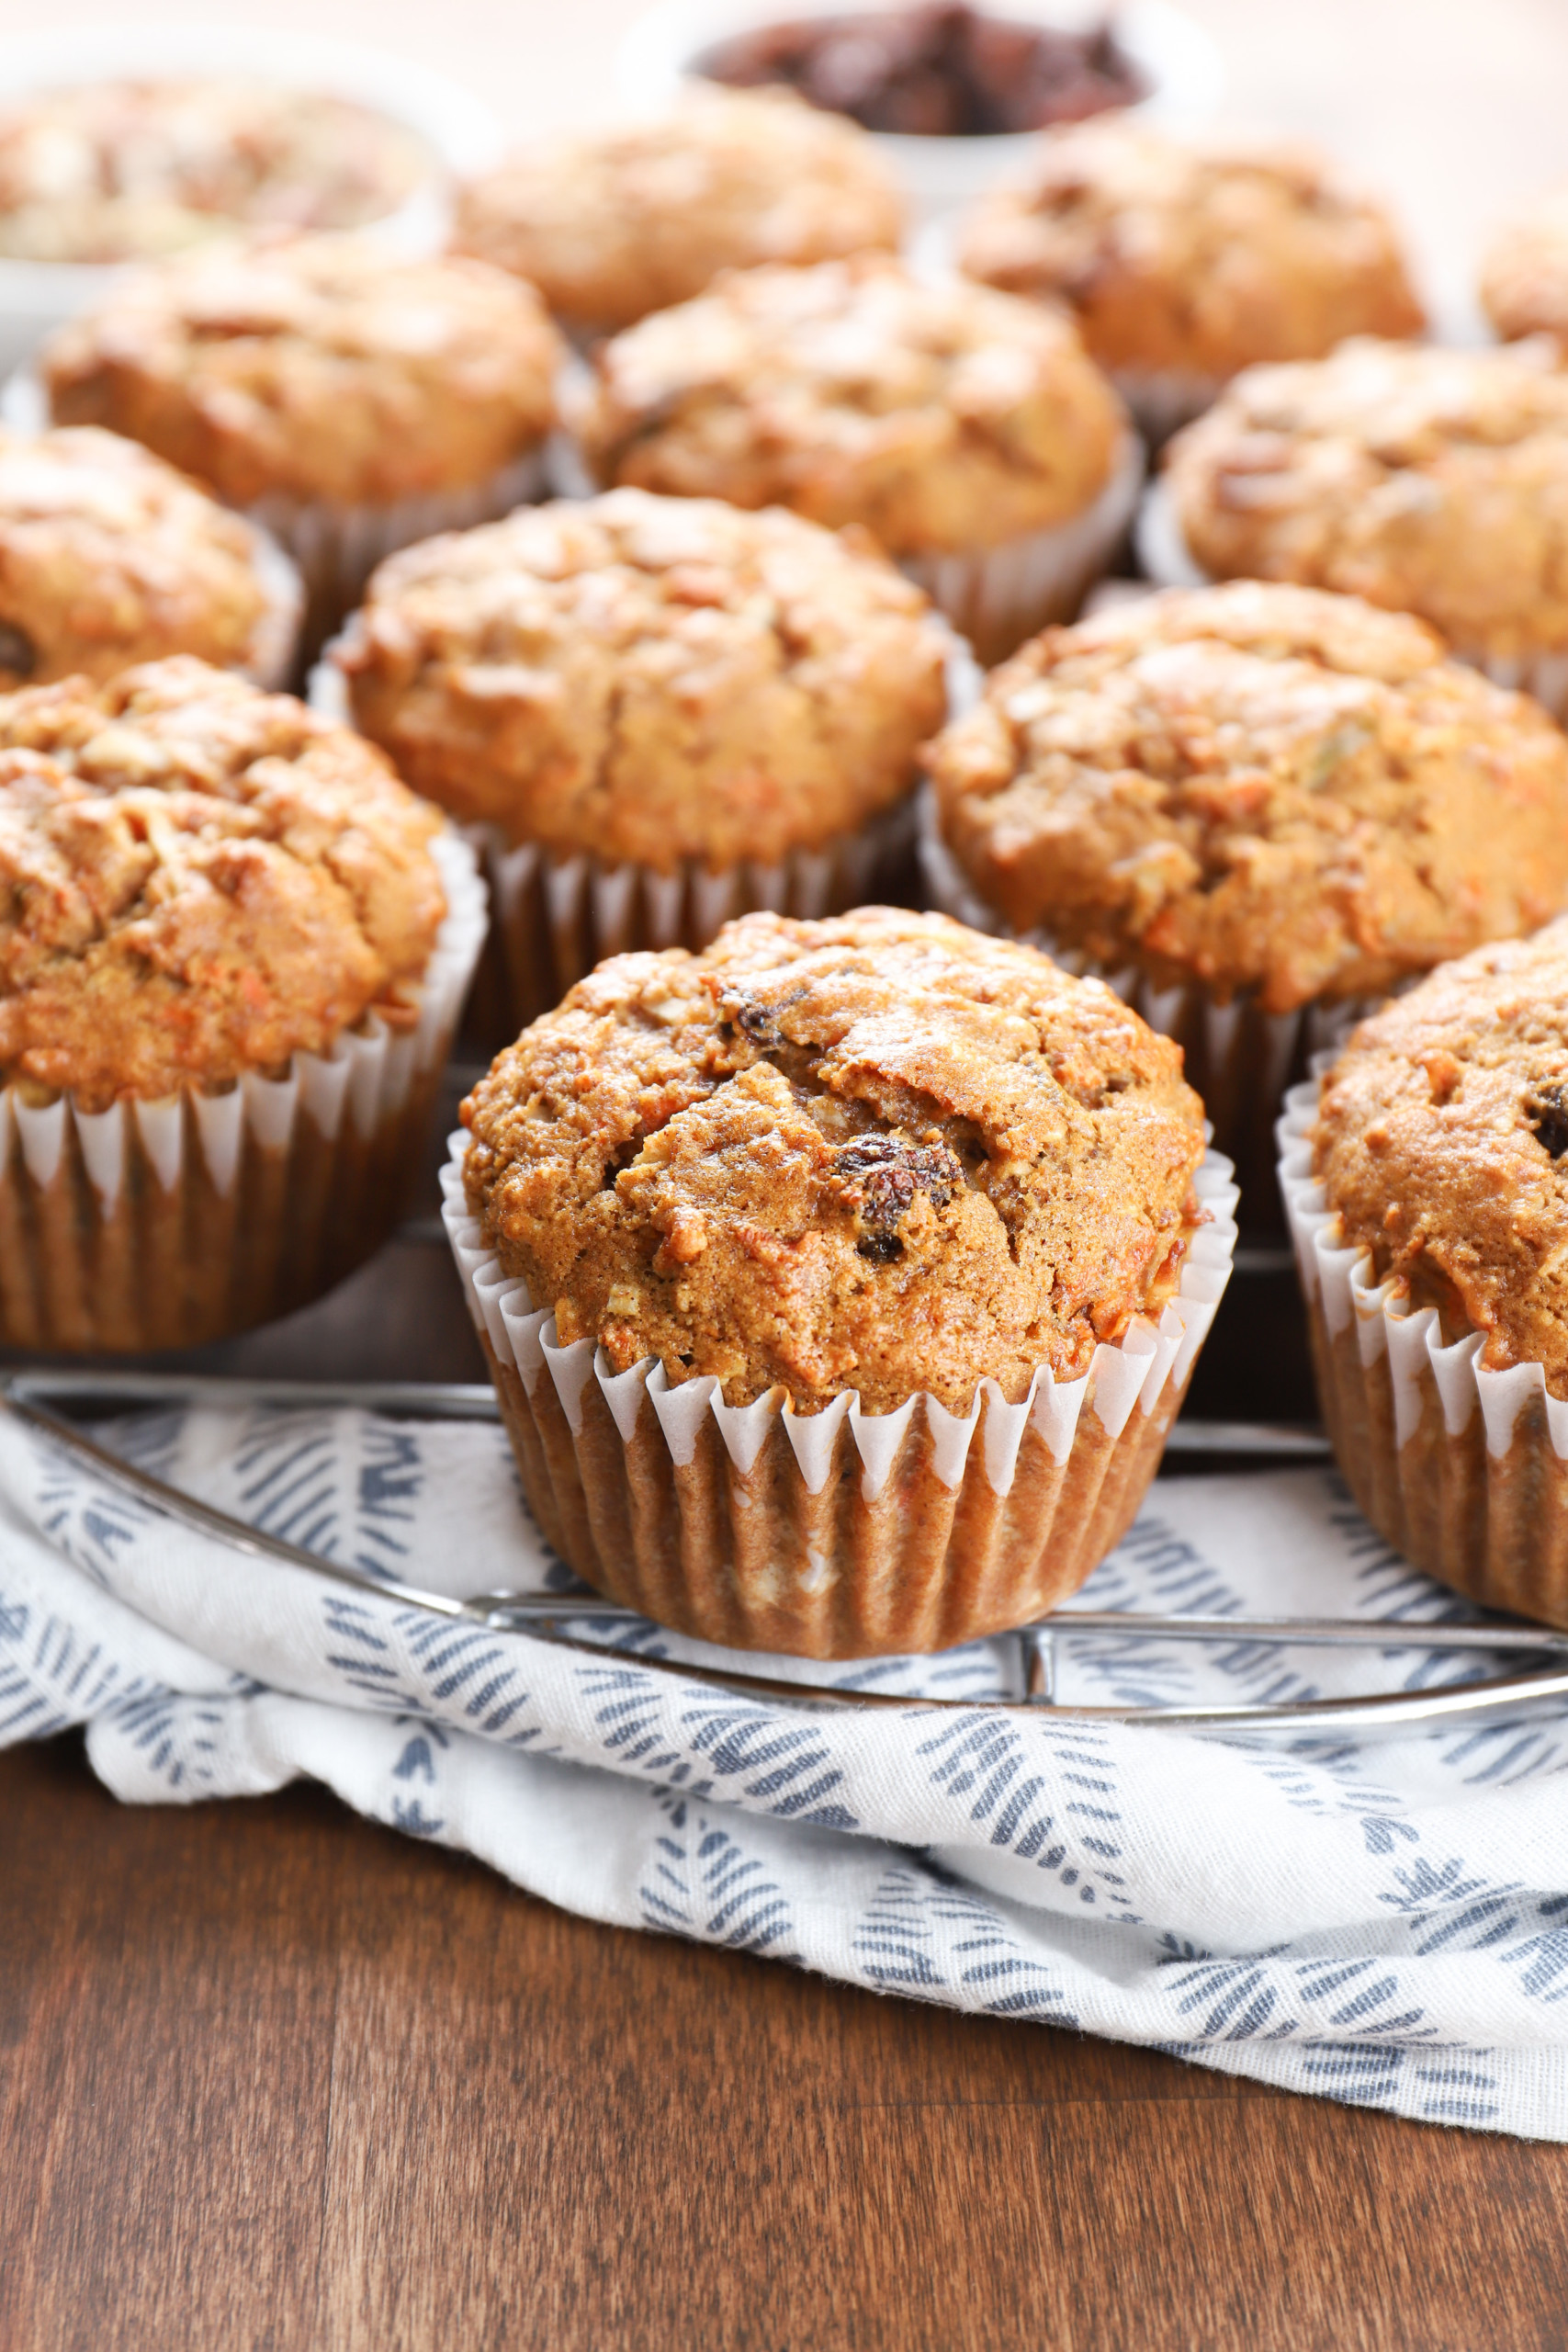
[0,827,486,1354]
[241,517,307,690]
[1280,1072,1568,1628]
[885,428,1145,669]
[250,444,550,666]
[919,788,1371,1229]
[1136,478,1568,721]
[313,620,984,1042]
[1111,365,1226,449]
[441,1128,1237,1657]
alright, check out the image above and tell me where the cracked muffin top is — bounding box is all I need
[574,254,1125,558]
[1162,338,1568,658]
[0,78,430,264]
[924,582,1568,1014]
[1481,185,1568,345]
[42,234,566,510]
[957,122,1424,383]
[0,424,292,686]
[1315,921,1568,1395]
[334,490,951,869]
[452,89,904,336]
[461,906,1206,1412]
[0,656,446,1109]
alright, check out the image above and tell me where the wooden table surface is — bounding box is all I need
[6,1,1568,2342]
[4,1727,1567,2352]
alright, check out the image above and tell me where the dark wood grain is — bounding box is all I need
[3,1736,1565,2352]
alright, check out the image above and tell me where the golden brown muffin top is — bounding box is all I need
[0,656,446,1110]
[957,122,1424,382]
[462,907,1206,1412]
[0,79,430,265]
[575,254,1125,558]
[1163,337,1568,658]
[1315,920,1568,1396]
[337,490,950,870]
[452,89,904,336]
[1480,184,1568,345]
[43,234,565,510]
[0,424,285,686]
[925,582,1568,1015]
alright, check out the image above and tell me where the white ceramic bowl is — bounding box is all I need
[0,24,505,378]
[615,0,1223,218]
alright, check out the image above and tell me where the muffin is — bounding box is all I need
[922,582,1568,1216]
[320,489,956,1033]
[957,122,1425,443]
[451,89,904,339]
[0,424,300,688]
[443,907,1236,1657]
[1280,922,1568,1628]
[41,232,566,654]
[0,656,485,1353]
[1480,184,1568,347]
[1149,338,1568,716]
[573,253,1139,664]
[0,78,431,263]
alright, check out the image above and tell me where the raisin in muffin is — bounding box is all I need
[0,656,483,1352]
[924,581,1568,1211]
[0,424,299,687]
[958,122,1424,439]
[327,489,955,1032]
[574,253,1136,662]
[1156,339,1568,709]
[452,89,903,338]
[42,234,566,650]
[1282,922,1568,1626]
[449,908,1231,1653]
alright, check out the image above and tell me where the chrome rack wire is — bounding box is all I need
[7,1369,1568,1740]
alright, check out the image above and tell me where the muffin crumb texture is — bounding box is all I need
[43,234,565,510]
[462,908,1205,1413]
[1315,921,1568,1396]
[958,123,1424,379]
[927,582,1568,1012]
[0,424,277,684]
[0,657,445,1109]
[576,254,1124,556]
[342,489,951,866]
[453,89,904,335]
[1164,338,1568,656]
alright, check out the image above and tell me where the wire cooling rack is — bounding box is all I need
[7,1367,1568,1741]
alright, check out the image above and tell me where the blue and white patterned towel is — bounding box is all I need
[6,1398,1568,2142]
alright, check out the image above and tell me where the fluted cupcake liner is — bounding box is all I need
[251,443,550,665]
[919,793,1370,1226]
[470,799,926,1042]
[314,627,983,1041]
[1280,1075,1568,1630]
[1137,480,1568,722]
[442,1133,1236,1658]
[243,518,307,690]
[0,829,486,1354]
[900,431,1144,666]
[1111,366,1226,448]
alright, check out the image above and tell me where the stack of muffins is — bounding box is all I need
[16,63,1568,1653]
